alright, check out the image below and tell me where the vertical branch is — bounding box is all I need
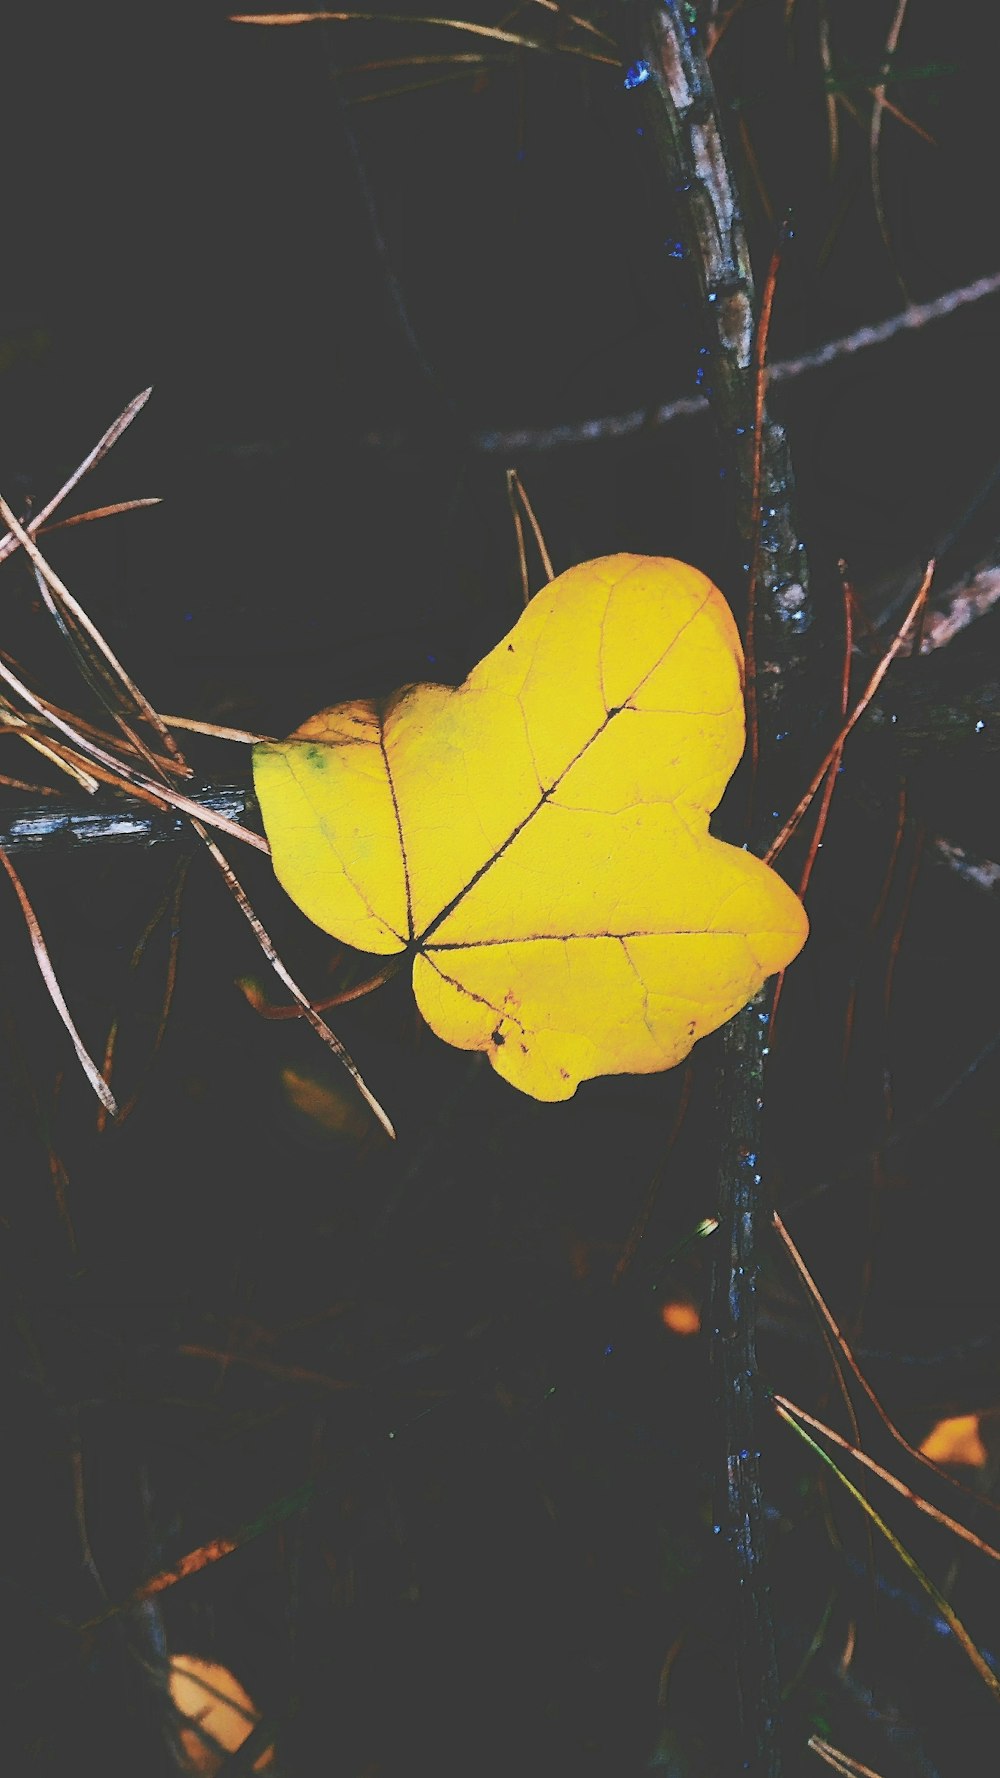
[634,0,818,795]
[709,1000,778,1771]
[630,6,823,1771]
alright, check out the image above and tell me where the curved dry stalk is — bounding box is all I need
[0,388,153,569]
[0,848,118,1117]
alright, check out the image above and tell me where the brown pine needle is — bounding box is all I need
[774,1394,1000,1566]
[764,563,933,865]
[238,958,402,1019]
[158,714,276,744]
[229,11,619,63]
[39,498,163,536]
[180,1344,356,1389]
[347,50,495,70]
[773,1210,1000,1519]
[0,494,190,775]
[868,86,936,147]
[737,113,775,226]
[15,730,102,793]
[818,13,838,176]
[870,0,911,292]
[29,564,177,787]
[612,1061,694,1284]
[507,468,554,604]
[0,848,118,1117]
[0,770,61,796]
[198,830,396,1139]
[526,0,616,47]
[0,388,153,569]
[352,63,510,102]
[507,470,531,607]
[513,470,554,580]
[808,1739,886,1778]
[96,861,189,1134]
[777,1403,1000,1702]
[0,652,268,849]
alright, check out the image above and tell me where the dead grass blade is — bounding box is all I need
[0,848,118,1116]
[764,563,933,865]
[776,1403,1000,1702]
[0,388,153,569]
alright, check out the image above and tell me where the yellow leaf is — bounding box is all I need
[254,555,807,1100]
[169,1654,273,1772]
[661,1299,701,1335]
[919,1413,988,1469]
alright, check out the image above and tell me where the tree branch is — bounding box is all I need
[0,785,253,856]
[630,5,823,1770]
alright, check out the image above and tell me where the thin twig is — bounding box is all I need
[0,387,153,568]
[468,270,1000,453]
[0,848,118,1116]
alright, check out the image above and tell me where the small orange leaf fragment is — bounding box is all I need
[919,1413,987,1469]
[661,1300,701,1335]
[169,1654,274,1772]
[281,1064,372,1139]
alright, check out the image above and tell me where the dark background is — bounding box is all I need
[3,3,1000,1772]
